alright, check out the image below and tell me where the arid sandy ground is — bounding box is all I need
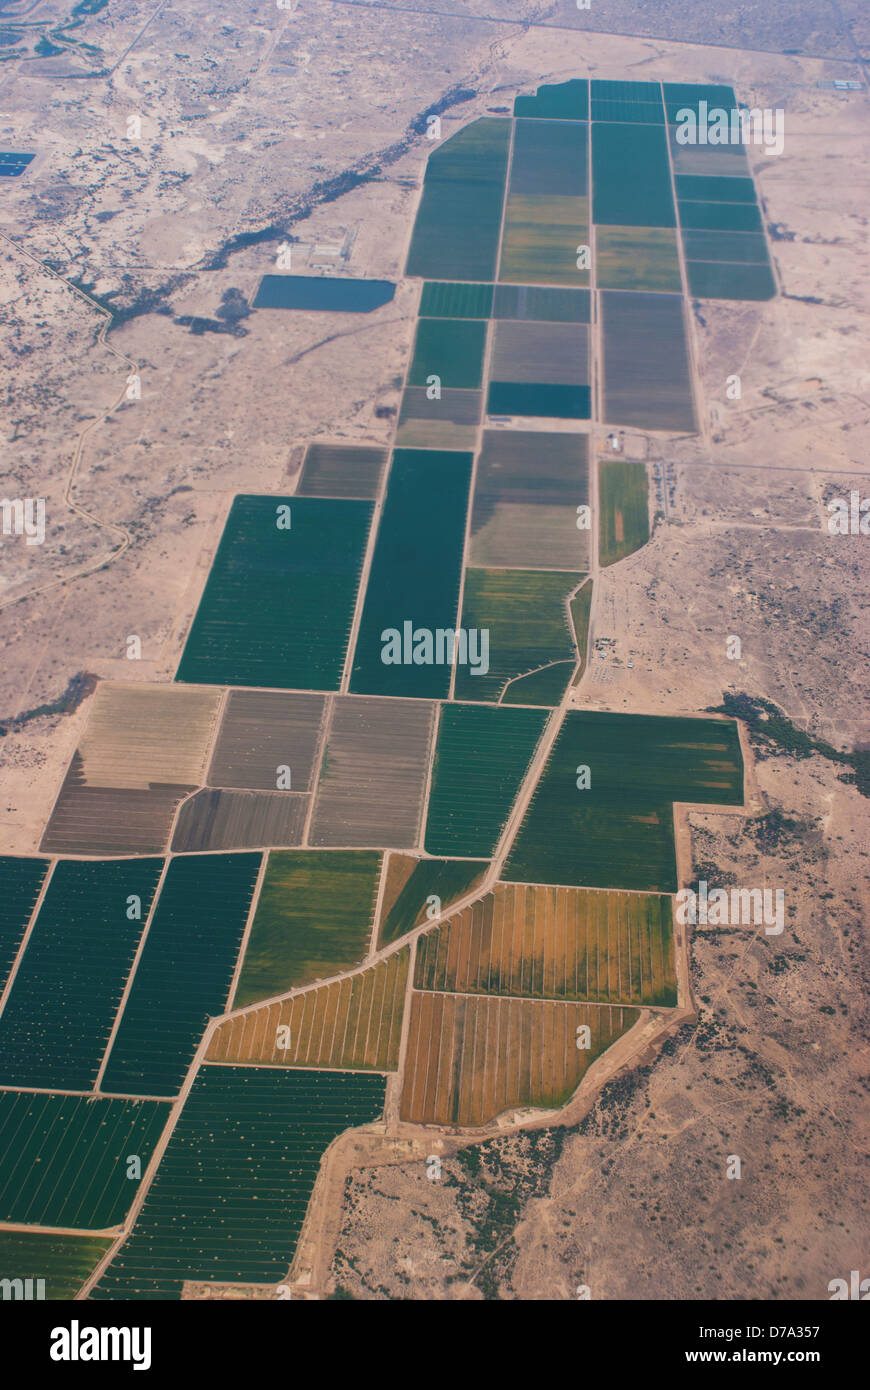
[1,0,867,1301]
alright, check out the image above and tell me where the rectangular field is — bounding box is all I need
[400,992,638,1126]
[396,387,481,449]
[91,1067,386,1300]
[599,458,650,567]
[686,260,776,301]
[414,884,676,1005]
[498,194,590,287]
[419,282,494,318]
[514,79,588,120]
[309,695,435,848]
[493,284,591,322]
[405,118,511,282]
[0,859,161,1091]
[424,703,547,858]
[208,690,326,791]
[171,789,308,852]
[349,449,472,698]
[41,683,222,856]
[233,849,381,1005]
[469,429,590,570]
[101,852,262,1097]
[408,317,487,390]
[601,290,696,432]
[592,123,675,227]
[208,950,409,1072]
[296,443,387,499]
[595,225,682,292]
[176,495,373,691]
[453,568,580,703]
[0,857,48,996]
[509,118,587,197]
[487,319,590,420]
[0,1092,168,1229]
[504,710,744,892]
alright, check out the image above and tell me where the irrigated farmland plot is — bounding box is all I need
[599,458,650,567]
[493,284,590,322]
[509,119,587,197]
[505,711,744,892]
[400,993,638,1126]
[419,282,493,318]
[0,859,161,1091]
[101,853,261,1098]
[0,1093,168,1228]
[233,850,381,1005]
[453,568,580,704]
[487,320,590,419]
[310,695,435,848]
[91,1066,386,1300]
[176,495,372,691]
[514,78,588,120]
[296,443,387,500]
[424,703,547,858]
[595,225,681,292]
[41,683,221,856]
[414,884,676,1006]
[378,854,488,947]
[350,450,472,698]
[601,291,696,432]
[208,950,409,1072]
[592,123,675,227]
[408,318,487,390]
[569,579,593,683]
[0,1233,112,1300]
[0,857,47,995]
[171,789,308,852]
[470,429,590,570]
[207,690,326,791]
[405,118,510,282]
[396,387,481,449]
[502,661,575,707]
[499,194,590,288]
[590,78,664,124]
[686,261,776,301]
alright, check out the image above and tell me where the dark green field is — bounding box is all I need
[0,1232,112,1300]
[678,200,762,232]
[682,228,770,263]
[424,703,547,858]
[408,317,487,390]
[663,82,737,124]
[509,118,587,196]
[405,118,510,281]
[504,711,744,891]
[419,282,493,318]
[515,78,588,120]
[91,1066,386,1300]
[487,381,591,419]
[176,495,373,690]
[454,568,580,702]
[686,260,777,301]
[0,856,47,995]
[350,449,472,698]
[0,858,161,1091]
[675,175,756,203]
[101,853,262,1098]
[378,857,488,946]
[502,660,574,707]
[599,459,650,567]
[592,123,675,227]
[0,1093,168,1228]
[591,79,663,125]
[234,849,381,1004]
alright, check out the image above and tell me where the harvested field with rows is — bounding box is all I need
[207,690,326,792]
[171,789,308,853]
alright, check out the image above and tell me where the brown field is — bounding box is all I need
[41,682,221,854]
[378,852,419,923]
[396,387,481,450]
[297,443,388,499]
[309,695,436,848]
[207,689,327,791]
[171,788,308,852]
[414,883,676,1005]
[400,991,638,1126]
[489,319,590,385]
[208,949,410,1071]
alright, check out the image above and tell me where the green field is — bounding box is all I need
[419,282,493,317]
[350,449,472,698]
[499,193,590,286]
[675,175,756,203]
[91,1066,386,1300]
[599,459,650,567]
[0,1092,168,1228]
[504,710,744,891]
[176,495,373,690]
[454,568,580,702]
[424,703,547,857]
[569,578,593,683]
[591,80,663,125]
[0,858,161,1091]
[678,200,762,233]
[502,660,575,706]
[0,1232,112,1300]
[487,381,591,419]
[686,260,776,301]
[0,856,47,996]
[233,850,381,1004]
[406,118,511,281]
[595,225,682,292]
[509,118,587,196]
[102,853,262,1097]
[408,317,487,390]
[378,857,488,946]
[515,78,588,120]
[592,123,675,227]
